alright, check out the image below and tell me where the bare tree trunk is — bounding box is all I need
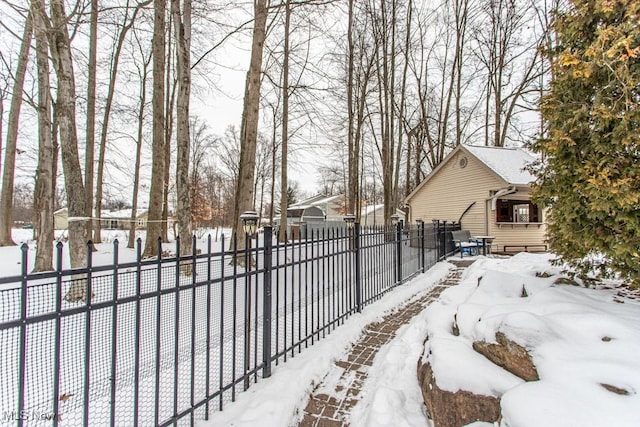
[484,79,491,145]
[390,0,402,213]
[0,10,32,246]
[346,0,356,217]
[414,127,424,186]
[85,0,98,245]
[231,0,268,252]
[353,51,375,219]
[172,0,193,251]
[404,130,412,197]
[32,0,54,272]
[269,118,277,225]
[278,0,291,243]
[0,92,3,181]
[259,174,265,226]
[128,47,151,249]
[396,0,411,203]
[162,12,176,243]
[48,0,88,301]
[454,0,468,146]
[143,0,167,258]
[373,0,395,225]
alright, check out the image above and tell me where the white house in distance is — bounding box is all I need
[53,208,148,230]
[101,209,148,230]
[405,144,547,253]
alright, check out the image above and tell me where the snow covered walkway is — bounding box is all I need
[297,262,471,426]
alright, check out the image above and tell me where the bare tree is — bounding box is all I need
[47,0,89,300]
[264,99,281,225]
[143,0,167,258]
[278,0,291,242]
[94,0,150,244]
[231,0,268,253]
[0,8,32,246]
[128,30,152,249]
[172,0,193,251]
[0,59,10,180]
[84,0,98,246]
[219,125,241,185]
[189,118,217,221]
[31,0,54,271]
[162,10,176,244]
[406,0,479,175]
[254,132,271,225]
[472,0,543,146]
[346,0,356,217]
[369,0,403,225]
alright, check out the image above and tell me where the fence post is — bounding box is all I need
[83,241,94,425]
[243,232,251,391]
[54,243,63,427]
[17,244,28,427]
[442,221,448,261]
[396,221,402,285]
[433,220,439,261]
[420,221,425,273]
[262,226,273,378]
[354,222,362,313]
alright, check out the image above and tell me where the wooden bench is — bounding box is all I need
[451,230,480,258]
[502,244,548,254]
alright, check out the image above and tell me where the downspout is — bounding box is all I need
[485,186,517,235]
[457,202,476,225]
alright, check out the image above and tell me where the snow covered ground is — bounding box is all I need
[0,228,232,277]
[203,252,640,427]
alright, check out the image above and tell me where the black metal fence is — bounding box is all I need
[0,221,458,426]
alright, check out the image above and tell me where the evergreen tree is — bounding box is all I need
[530,0,640,286]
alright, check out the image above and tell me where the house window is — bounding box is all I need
[496,200,541,223]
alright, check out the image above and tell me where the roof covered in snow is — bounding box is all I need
[101,209,147,219]
[290,194,344,209]
[463,145,536,186]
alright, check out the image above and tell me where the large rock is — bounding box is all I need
[417,360,501,427]
[472,331,539,381]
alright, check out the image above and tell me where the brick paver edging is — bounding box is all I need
[297,265,467,426]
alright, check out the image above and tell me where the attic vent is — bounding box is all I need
[459,156,468,168]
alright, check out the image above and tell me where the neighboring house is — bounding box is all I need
[285,194,347,225]
[54,208,68,230]
[286,204,326,224]
[360,204,406,227]
[405,144,547,252]
[101,209,148,230]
